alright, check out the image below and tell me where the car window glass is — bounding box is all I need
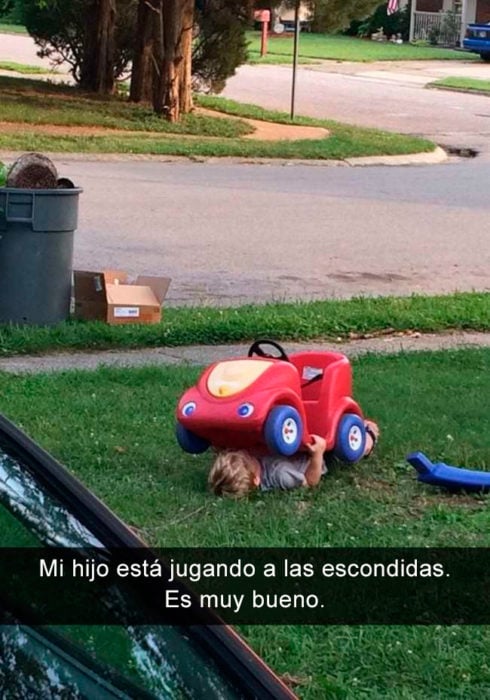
[0,445,244,699]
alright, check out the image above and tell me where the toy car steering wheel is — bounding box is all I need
[247,339,290,362]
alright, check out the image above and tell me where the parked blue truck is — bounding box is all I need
[463,22,490,61]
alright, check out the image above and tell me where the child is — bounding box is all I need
[208,420,379,498]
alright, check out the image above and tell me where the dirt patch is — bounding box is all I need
[0,120,238,142]
[244,117,328,141]
[196,107,329,141]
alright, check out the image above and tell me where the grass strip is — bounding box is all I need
[0,61,56,75]
[0,292,488,357]
[0,129,434,159]
[0,348,489,698]
[246,32,478,62]
[0,23,27,34]
[428,76,490,95]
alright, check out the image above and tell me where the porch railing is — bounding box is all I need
[413,11,462,46]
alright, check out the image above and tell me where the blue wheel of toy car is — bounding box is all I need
[176,423,210,454]
[264,405,303,456]
[334,413,366,463]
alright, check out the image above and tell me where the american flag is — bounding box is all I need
[387,0,399,15]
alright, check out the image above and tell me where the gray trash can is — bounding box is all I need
[0,187,82,325]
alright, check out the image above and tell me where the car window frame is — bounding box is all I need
[0,412,296,700]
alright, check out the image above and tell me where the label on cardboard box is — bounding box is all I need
[114,306,140,318]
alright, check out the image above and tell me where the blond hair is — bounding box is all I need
[208,450,257,498]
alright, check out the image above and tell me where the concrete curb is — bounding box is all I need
[0,331,488,375]
[427,83,490,98]
[345,146,448,167]
[0,146,448,168]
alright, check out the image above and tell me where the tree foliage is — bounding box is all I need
[310,0,384,32]
[256,0,382,32]
[193,0,252,94]
[0,0,15,16]
[21,0,135,90]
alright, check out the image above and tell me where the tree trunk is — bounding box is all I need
[151,0,165,114]
[178,0,194,114]
[129,0,159,103]
[152,0,181,120]
[151,0,193,121]
[80,0,116,94]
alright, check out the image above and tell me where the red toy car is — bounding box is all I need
[176,340,367,463]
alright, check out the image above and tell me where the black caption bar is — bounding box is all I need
[1,548,490,625]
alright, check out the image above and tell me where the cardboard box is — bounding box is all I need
[73,270,171,325]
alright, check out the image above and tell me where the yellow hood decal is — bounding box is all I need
[207,360,274,398]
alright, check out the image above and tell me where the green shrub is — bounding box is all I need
[345,1,411,41]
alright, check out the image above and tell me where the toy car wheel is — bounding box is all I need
[334,413,366,463]
[264,405,303,456]
[175,423,210,454]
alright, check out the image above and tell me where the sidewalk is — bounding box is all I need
[1,331,488,374]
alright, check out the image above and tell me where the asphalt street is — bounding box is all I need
[54,158,489,306]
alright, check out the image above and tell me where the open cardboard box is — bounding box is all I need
[73,270,171,325]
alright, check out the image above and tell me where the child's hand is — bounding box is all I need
[307,434,326,455]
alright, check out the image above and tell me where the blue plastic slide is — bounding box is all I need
[406,451,490,492]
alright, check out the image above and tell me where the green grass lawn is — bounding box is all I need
[0,292,488,357]
[0,23,27,34]
[0,75,252,137]
[0,347,489,697]
[0,74,435,159]
[429,76,490,94]
[247,32,478,63]
[0,60,58,75]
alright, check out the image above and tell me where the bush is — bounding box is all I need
[193,0,252,94]
[439,10,460,46]
[344,1,411,42]
[21,0,135,85]
[0,0,23,24]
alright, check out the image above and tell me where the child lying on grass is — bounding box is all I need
[209,420,379,498]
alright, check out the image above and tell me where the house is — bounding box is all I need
[409,0,490,45]
[256,2,313,32]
